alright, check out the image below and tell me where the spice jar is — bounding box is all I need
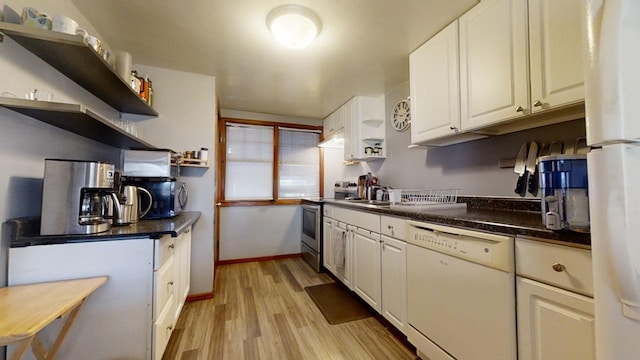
[198,147,209,161]
[374,143,383,156]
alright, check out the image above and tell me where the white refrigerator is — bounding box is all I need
[584,0,640,359]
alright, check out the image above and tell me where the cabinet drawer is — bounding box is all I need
[334,207,380,232]
[154,235,175,270]
[153,295,175,360]
[154,255,175,320]
[516,238,593,296]
[381,216,406,240]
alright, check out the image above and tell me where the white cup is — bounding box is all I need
[25,89,53,101]
[114,51,132,81]
[52,14,79,35]
[85,35,102,52]
[388,189,402,204]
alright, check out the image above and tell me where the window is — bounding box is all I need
[278,128,320,198]
[225,124,274,200]
[219,119,322,204]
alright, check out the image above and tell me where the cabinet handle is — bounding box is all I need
[515,106,524,112]
[387,225,393,230]
[552,263,565,272]
[216,202,222,207]
[449,125,457,130]
[167,325,173,332]
[168,244,175,249]
[168,280,174,286]
[185,228,190,234]
[533,100,543,107]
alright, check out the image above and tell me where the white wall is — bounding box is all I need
[219,206,301,261]
[324,81,587,198]
[0,0,125,289]
[216,111,321,261]
[126,65,216,296]
[0,3,122,358]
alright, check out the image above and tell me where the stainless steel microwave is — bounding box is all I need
[125,180,188,219]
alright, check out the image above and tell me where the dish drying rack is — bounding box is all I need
[388,189,466,210]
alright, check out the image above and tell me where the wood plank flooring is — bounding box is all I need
[162,257,417,360]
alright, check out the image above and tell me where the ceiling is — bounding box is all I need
[71,0,478,119]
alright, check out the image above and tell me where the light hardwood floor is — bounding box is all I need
[162,257,417,360]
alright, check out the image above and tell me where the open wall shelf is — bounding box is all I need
[0,97,155,149]
[0,22,157,116]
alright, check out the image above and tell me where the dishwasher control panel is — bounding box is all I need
[407,220,515,272]
[412,232,493,263]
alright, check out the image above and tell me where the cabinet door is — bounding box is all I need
[353,229,381,312]
[323,113,334,138]
[343,98,359,161]
[322,218,335,273]
[459,0,529,130]
[334,225,355,290]
[528,0,584,112]
[410,20,461,143]
[381,235,407,334]
[517,277,595,360]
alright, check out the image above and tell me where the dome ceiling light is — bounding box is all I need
[266,4,322,49]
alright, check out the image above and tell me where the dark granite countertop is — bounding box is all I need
[5,211,201,248]
[317,197,590,248]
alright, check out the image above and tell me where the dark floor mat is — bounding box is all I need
[305,282,372,325]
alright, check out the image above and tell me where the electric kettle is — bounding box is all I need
[114,186,153,225]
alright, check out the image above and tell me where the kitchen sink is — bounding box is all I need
[338,199,391,208]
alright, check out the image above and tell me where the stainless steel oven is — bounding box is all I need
[301,203,322,271]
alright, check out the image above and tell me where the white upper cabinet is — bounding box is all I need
[323,109,345,138]
[343,95,386,161]
[528,0,584,112]
[459,0,529,131]
[410,21,462,144]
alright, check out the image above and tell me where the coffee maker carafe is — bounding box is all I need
[41,159,121,235]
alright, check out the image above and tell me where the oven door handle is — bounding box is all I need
[301,204,320,212]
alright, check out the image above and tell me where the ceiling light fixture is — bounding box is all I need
[266,4,322,49]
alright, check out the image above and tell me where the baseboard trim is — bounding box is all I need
[186,292,214,302]
[217,253,302,265]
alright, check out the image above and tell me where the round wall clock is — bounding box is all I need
[391,98,411,132]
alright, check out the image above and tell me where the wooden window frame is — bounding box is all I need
[216,117,324,207]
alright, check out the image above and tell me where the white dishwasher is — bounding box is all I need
[406,220,516,360]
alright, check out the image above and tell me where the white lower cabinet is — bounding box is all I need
[516,237,595,360]
[325,209,408,335]
[381,234,407,334]
[322,217,336,274]
[333,223,354,290]
[153,228,192,360]
[7,228,193,360]
[353,228,382,312]
[517,277,595,360]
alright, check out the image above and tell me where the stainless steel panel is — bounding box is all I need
[123,150,173,177]
[301,242,321,272]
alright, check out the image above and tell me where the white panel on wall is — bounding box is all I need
[126,65,216,296]
[219,206,302,261]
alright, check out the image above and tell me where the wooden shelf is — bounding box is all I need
[173,158,209,168]
[0,97,155,149]
[0,22,158,116]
